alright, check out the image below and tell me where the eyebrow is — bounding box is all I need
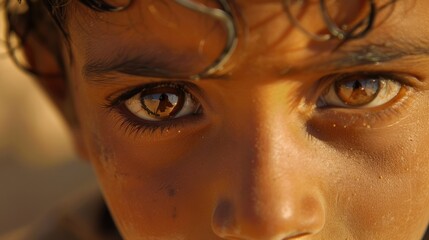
[83,36,429,82]
[286,37,429,74]
[82,47,205,82]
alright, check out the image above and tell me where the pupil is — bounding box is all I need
[335,78,380,106]
[352,80,363,90]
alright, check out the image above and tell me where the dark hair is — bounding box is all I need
[4,0,66,76]
[3,0,123,77]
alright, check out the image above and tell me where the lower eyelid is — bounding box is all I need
[103,81,210,139]
[310,86,415,130]
[111,103,208,139]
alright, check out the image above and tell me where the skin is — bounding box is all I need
[26,0,429,239]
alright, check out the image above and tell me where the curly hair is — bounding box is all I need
[4,0,67,76]
[4,0,384,78]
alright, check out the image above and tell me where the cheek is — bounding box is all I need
[330,170,429,238]
[87,141,201,239]
[309,94,429,236]
[92,165,191,239]
[84,122,225,239]
[320,125,429,238]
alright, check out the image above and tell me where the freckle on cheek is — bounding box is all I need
[90,134,118,174]
[168,187,177,197]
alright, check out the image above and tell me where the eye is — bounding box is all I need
[317,74,404,108]
[124,84,202,121]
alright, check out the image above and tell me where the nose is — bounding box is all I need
[211,124,325,240]
[212,181,325,240]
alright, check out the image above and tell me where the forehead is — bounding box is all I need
[69,0,417,38]
[67,0,429,80]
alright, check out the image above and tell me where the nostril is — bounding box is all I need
[298,195,325,233]
[283,232,311,239]
[212,199,236,236]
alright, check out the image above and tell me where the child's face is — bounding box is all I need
[62,0,429,239]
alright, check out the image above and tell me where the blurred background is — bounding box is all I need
[0,14,96,235]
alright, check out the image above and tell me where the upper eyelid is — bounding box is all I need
[105,81,205,108]
[318,71,420,88]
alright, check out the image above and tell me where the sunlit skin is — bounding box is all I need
[25,0,429,239]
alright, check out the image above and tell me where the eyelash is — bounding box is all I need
[105,82,203,136]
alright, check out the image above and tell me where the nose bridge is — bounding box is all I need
[212,86,325,239]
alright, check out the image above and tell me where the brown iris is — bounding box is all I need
[140,87,185,120]
[334,77,380,106]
